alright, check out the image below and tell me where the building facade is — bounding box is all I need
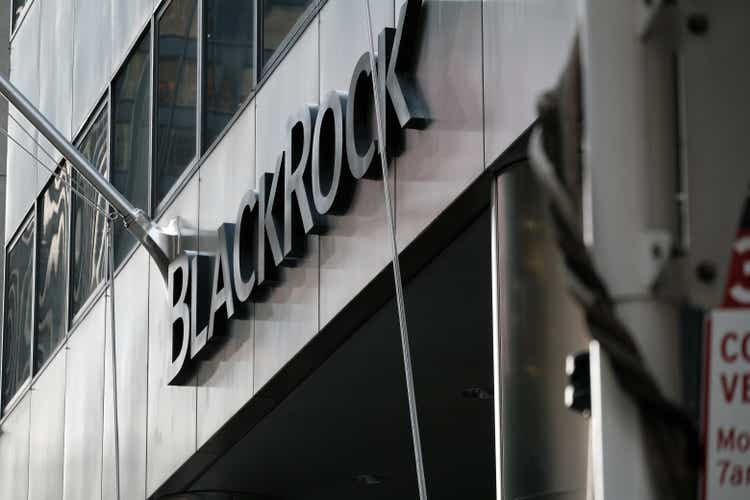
[0,1,594,499]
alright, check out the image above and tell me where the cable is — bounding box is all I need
[1,95,118,221]
[106,220,122,500]
[6,110,108,207]
[8,111,60,166]
[364,2,428,500]
[0,125,116,221]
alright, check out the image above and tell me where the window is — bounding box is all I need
[203,0,255,151]
[34,171,68,372]
[155,0,199,209]
[70,107,109,320]
[113,31,151,268]
[11,0,30,32]
[2,216,34,411]
[261,0,314,69]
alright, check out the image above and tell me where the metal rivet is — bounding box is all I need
[696,261,717,284]
[687,13,709,36]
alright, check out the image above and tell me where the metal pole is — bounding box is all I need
[0,73,175,277]
[363,2,428,499]
[107,220,121,500]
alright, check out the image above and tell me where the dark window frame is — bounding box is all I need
[32,164,71,378]
[68,99,111,330]
[152,0,202,216]
[111,27,154,269]
[1,208,36,415]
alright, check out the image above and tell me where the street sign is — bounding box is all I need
[703,309,750,498]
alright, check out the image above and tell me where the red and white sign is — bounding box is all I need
[703,309,750,498]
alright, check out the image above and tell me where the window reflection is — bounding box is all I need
[12,0,30,32]
[2,216,34,411]
[262,0,313,69]
[35,171,68,372]
[113,32,151,267]
[155,0,198,209]
[204,0,255,151]
[70,108,109,320]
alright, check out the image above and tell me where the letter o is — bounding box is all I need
[313,90,354,215]
[738,433,750,452]
[346,53,380,180]
[232,190,258,302]
[742,332,750,362]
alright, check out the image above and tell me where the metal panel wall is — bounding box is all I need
[73,0,112,135]
[102,247,150,500]
[62,299,106,500]
[6,0,40,242]
[112,0,153,70]
[395,0,484,250]
[28,352,67,500]
[317,0,394,328]
[147,175,199,496]
[252,22,320,392]
[482,0,577,165]
[0,393,30,500]
[38,0,75,175]
[196,102,256,447]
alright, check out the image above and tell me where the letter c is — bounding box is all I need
[722,332,738,363]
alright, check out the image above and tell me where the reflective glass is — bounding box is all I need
[113,32,151,268]
[203,0,255,151]
[35,172,68,372]
[2,217,34,411]
[12,0,30,31]
[70,108,109,319]
[262,0,313,69]
[155,0,198,208]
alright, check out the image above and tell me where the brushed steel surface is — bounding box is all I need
[395,0,484,250]
[253,23,320,392]
[102,247,149,500]
[317,0,394,328]
[63,298,106,500]
[147,174,199,496]
[196,101,256,447]
[38,0,74,175]
[6,0,40,242]
[112,0,153,70]
[28,351,66,500]
[0,393,30,500]
[73,0,112,135]
[494,167,588,500]
[483,0,577,165]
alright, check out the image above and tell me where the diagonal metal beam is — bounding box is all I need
[0,72,177,278]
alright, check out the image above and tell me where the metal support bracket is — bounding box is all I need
[0,72,178,280]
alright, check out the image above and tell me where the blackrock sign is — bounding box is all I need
[167,0,428,385]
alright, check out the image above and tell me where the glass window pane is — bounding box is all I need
[262,0,313,69]
[35,172,68,372]
[2,217,34,410]
[113,31,151,268]
[155,0,198,208]
[12,0,30,31]
[70,108,109,319]
[203,0,254,150]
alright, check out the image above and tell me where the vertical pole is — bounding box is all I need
[363,2,428,499]
[107,219,121,500]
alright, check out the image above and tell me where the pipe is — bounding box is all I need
[0,73,176,277]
